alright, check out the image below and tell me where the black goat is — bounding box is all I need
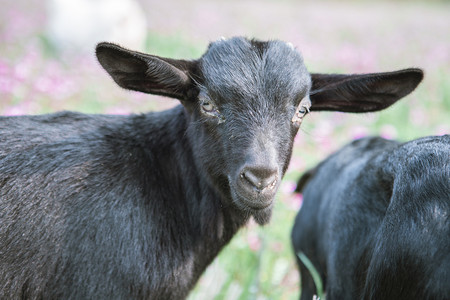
[0,37,423,299]
[292,135,450,300]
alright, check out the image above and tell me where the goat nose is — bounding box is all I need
[240,166,278,191]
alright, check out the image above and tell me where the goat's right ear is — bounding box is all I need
[96,43,197,100]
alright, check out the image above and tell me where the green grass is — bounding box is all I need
[145,32,205,59]
[297,252,324,300]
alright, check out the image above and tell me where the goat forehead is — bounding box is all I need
[201,37,310,102]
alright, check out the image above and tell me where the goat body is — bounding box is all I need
[292,135,450,300]
[0,37,423,299]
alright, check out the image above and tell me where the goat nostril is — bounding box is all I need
[241,167,278,191]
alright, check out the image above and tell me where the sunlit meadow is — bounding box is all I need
[1,0,449,299]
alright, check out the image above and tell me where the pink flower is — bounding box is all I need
[283,193,303,211]
[351,125,369,140]
[2,100,38,116]
[380,124,398,140]
[105,106,131,115]
[281,180,297,194]
[434,125,450,136]
[0,77,16,95]
[289,156,306,171]
[0,60,9,75]
[247,232,261,252]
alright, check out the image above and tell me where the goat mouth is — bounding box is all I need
[232,191,274,213]
[228,177,277,211]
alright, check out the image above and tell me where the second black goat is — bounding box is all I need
[292,135,450,300]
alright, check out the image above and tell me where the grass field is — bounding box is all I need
[1,0,449,299]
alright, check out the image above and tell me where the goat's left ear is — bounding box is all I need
[309,68,423,112]
[96,43,197,100]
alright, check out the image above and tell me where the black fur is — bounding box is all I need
[1,37,423,299]
[291,135,450,300]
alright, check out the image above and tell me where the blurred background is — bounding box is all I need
[0,0,449,299]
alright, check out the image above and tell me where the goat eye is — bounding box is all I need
[199,98,224,123]
[291,95,311,126]
[201,101,215,112]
